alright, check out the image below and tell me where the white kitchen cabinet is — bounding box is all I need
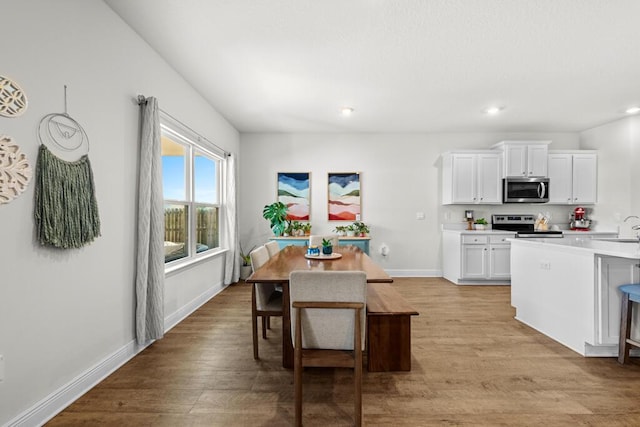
[463,235,512,280]
[548,151,597,204]
[441,151,501,205]
[461,235,489,278]
[595,256,640,345]
[489,236,512,279]
[445,233,514,282]
[492,141,550,177]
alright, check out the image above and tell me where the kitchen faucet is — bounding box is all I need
[624,216,640,243]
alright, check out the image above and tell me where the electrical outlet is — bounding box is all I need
[540,261,551,270]
[0,355,4,381]
[416,212,425,220]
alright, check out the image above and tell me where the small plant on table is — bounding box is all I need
[321,238,333,255]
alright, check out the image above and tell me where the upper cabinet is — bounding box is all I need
[442,151,502,205]
[492,141,550,177]
[547,151,597,205]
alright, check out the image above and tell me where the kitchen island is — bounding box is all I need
[510,236,640,356]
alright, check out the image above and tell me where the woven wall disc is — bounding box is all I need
[0,75,28,117]
[0,135,32,204]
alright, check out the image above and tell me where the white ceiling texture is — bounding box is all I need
[104,0,640,133]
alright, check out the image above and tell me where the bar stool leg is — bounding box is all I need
[618,292,633,365]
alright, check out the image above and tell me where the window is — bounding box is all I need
[161,115,222,265]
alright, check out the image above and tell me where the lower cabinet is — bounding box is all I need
[443,231,514,283]
[595,256,640,345]
[461,235,513,280]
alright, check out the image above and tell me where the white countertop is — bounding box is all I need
[442,228,617,236]
[509,236,640,259]
[442,228,516,235]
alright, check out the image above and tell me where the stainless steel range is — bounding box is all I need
[491,214,564,238]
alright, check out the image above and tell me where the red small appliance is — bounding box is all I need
[570,206,591,230]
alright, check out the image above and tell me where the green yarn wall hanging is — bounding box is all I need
[34,144,100,249]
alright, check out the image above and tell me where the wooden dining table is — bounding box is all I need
[246,244,393,369]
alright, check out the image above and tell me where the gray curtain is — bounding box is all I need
[223,154,240,285]
[135,96,165,345]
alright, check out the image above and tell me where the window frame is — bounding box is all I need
[160,113,225,272]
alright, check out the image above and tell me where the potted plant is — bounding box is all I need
[302,222,312,236]
[262,201,289,236]
[290,221,307,236]
[474,218,489,230]
[239,243,255,280]
[353,221,370,237]
[334,225,347,236]
[345,224,357,237]
[321,238,333,255]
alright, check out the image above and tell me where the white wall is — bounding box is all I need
[580,116,640,236]
[0,1,238,425]
[239,132,580,275]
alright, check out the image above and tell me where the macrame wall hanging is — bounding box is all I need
[0,135,32,204]
[0,74,28,117]
[34,86,101,249]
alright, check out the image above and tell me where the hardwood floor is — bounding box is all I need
[48,278,640,426]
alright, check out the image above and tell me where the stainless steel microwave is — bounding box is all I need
[503,177,549,203]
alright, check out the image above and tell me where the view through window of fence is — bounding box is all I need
[161,117,221,264]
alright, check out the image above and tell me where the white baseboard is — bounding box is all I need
[6,341,141,427]
[6,281,227,427]
[386,269,442,277]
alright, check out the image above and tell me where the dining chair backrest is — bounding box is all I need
[289,270,367,351]
[250,246,274,309]
[265,240,280,258]
[249,245,270,271]
[308,235,339,248]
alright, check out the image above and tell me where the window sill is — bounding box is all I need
[165,248,229,277]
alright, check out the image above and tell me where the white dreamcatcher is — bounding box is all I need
[0,135,32,204]
[38,85,89,155]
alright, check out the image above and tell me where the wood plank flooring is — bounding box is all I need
[48,278,640,426]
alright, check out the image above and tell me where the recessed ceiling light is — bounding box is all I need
[484,106,504,115]
[341,107,354,116]
[625,106,640,114]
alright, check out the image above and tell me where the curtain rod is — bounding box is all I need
[136,94,230,157]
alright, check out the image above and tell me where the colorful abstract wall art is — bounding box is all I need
[328,172,360,221]
[277,172,310,221]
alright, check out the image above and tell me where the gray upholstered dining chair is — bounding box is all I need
[308,234,339,248]
[289,270,367,427]
[249,245,283,360]
[265,240,280,258]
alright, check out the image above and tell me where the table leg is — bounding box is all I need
[282,282,294,369]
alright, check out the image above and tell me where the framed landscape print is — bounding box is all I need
[328,172,360,221]
[277,172,310,221]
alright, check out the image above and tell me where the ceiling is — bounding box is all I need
[104,0,640,133]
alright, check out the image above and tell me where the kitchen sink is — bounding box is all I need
[594,238,640,243]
